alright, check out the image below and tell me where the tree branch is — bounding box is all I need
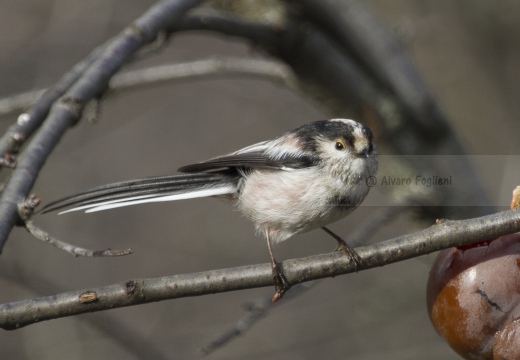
[198,282,314,356]
[0,0,204,252]
[0,57,297,116]
[289,0,447,138]
[1,208,519,330]
[0,257,171,360]
[197,201,410,356]
[24,220,133,257]
[0,46,104,159]
[17,196,133,257]
[0,90,46,118]
[109,57,298,92]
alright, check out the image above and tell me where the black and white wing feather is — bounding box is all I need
[178,139,317,173]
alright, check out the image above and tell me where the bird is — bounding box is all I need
[41,118,378,301]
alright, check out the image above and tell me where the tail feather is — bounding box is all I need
[40,173,238,214]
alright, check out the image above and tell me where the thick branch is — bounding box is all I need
[0,46,104,157]
[1,208,519,330]
[0,258,171,360]
[0,0,204,251]
[290,0,447,138]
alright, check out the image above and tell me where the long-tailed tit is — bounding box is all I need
[42,119,378,301]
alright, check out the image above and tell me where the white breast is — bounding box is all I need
[236,164,372,243]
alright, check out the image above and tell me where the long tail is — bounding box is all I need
[40,173,238,214]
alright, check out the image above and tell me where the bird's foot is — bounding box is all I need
[322,227,364,271]
[271,262,291,302]
[336,240,364,271]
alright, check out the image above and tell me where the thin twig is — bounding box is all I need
[0,90,46,117]
[0,58,297,117]
[1,207,519,330]
[17,194,132,257]
[346,203,410,247]
[198,298,272,357]
[109,57,297,92]
[198,282,314,357]
[24,221,132,257]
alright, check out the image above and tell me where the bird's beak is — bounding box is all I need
[359,148,370,158]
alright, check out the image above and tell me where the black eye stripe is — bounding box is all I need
[283,120,372,154]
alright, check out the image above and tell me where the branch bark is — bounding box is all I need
[1,208,519,330]
[0,0,204,252]
[0,258,171,360]
[0,57,297,116]
[0,46,104,158]
[25,220,133,257]
[290,0,447,137]
[109,57,297,92]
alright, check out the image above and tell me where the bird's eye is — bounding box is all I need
[335,140,345,150]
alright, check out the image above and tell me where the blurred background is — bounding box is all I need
[0,0,519,359]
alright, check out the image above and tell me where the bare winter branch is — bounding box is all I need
[0,58,297,117]
[0,90,46,117]
[198,282,314,357]
[0,257,171,360]
[198,202,410,356]
[24,221,133,257]
[291,0,446,135]
[0,0,204,251]
[0,46,104,158]
[109,57,298,92]
[347,203,411,248]
[16,195,132,257]
[1,208,519,330]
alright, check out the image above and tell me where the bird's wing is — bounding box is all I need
[40,173,237,214]
[178,140,318,173]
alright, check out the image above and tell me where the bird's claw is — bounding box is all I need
[271,262,290,302]
[336,241,364,271]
